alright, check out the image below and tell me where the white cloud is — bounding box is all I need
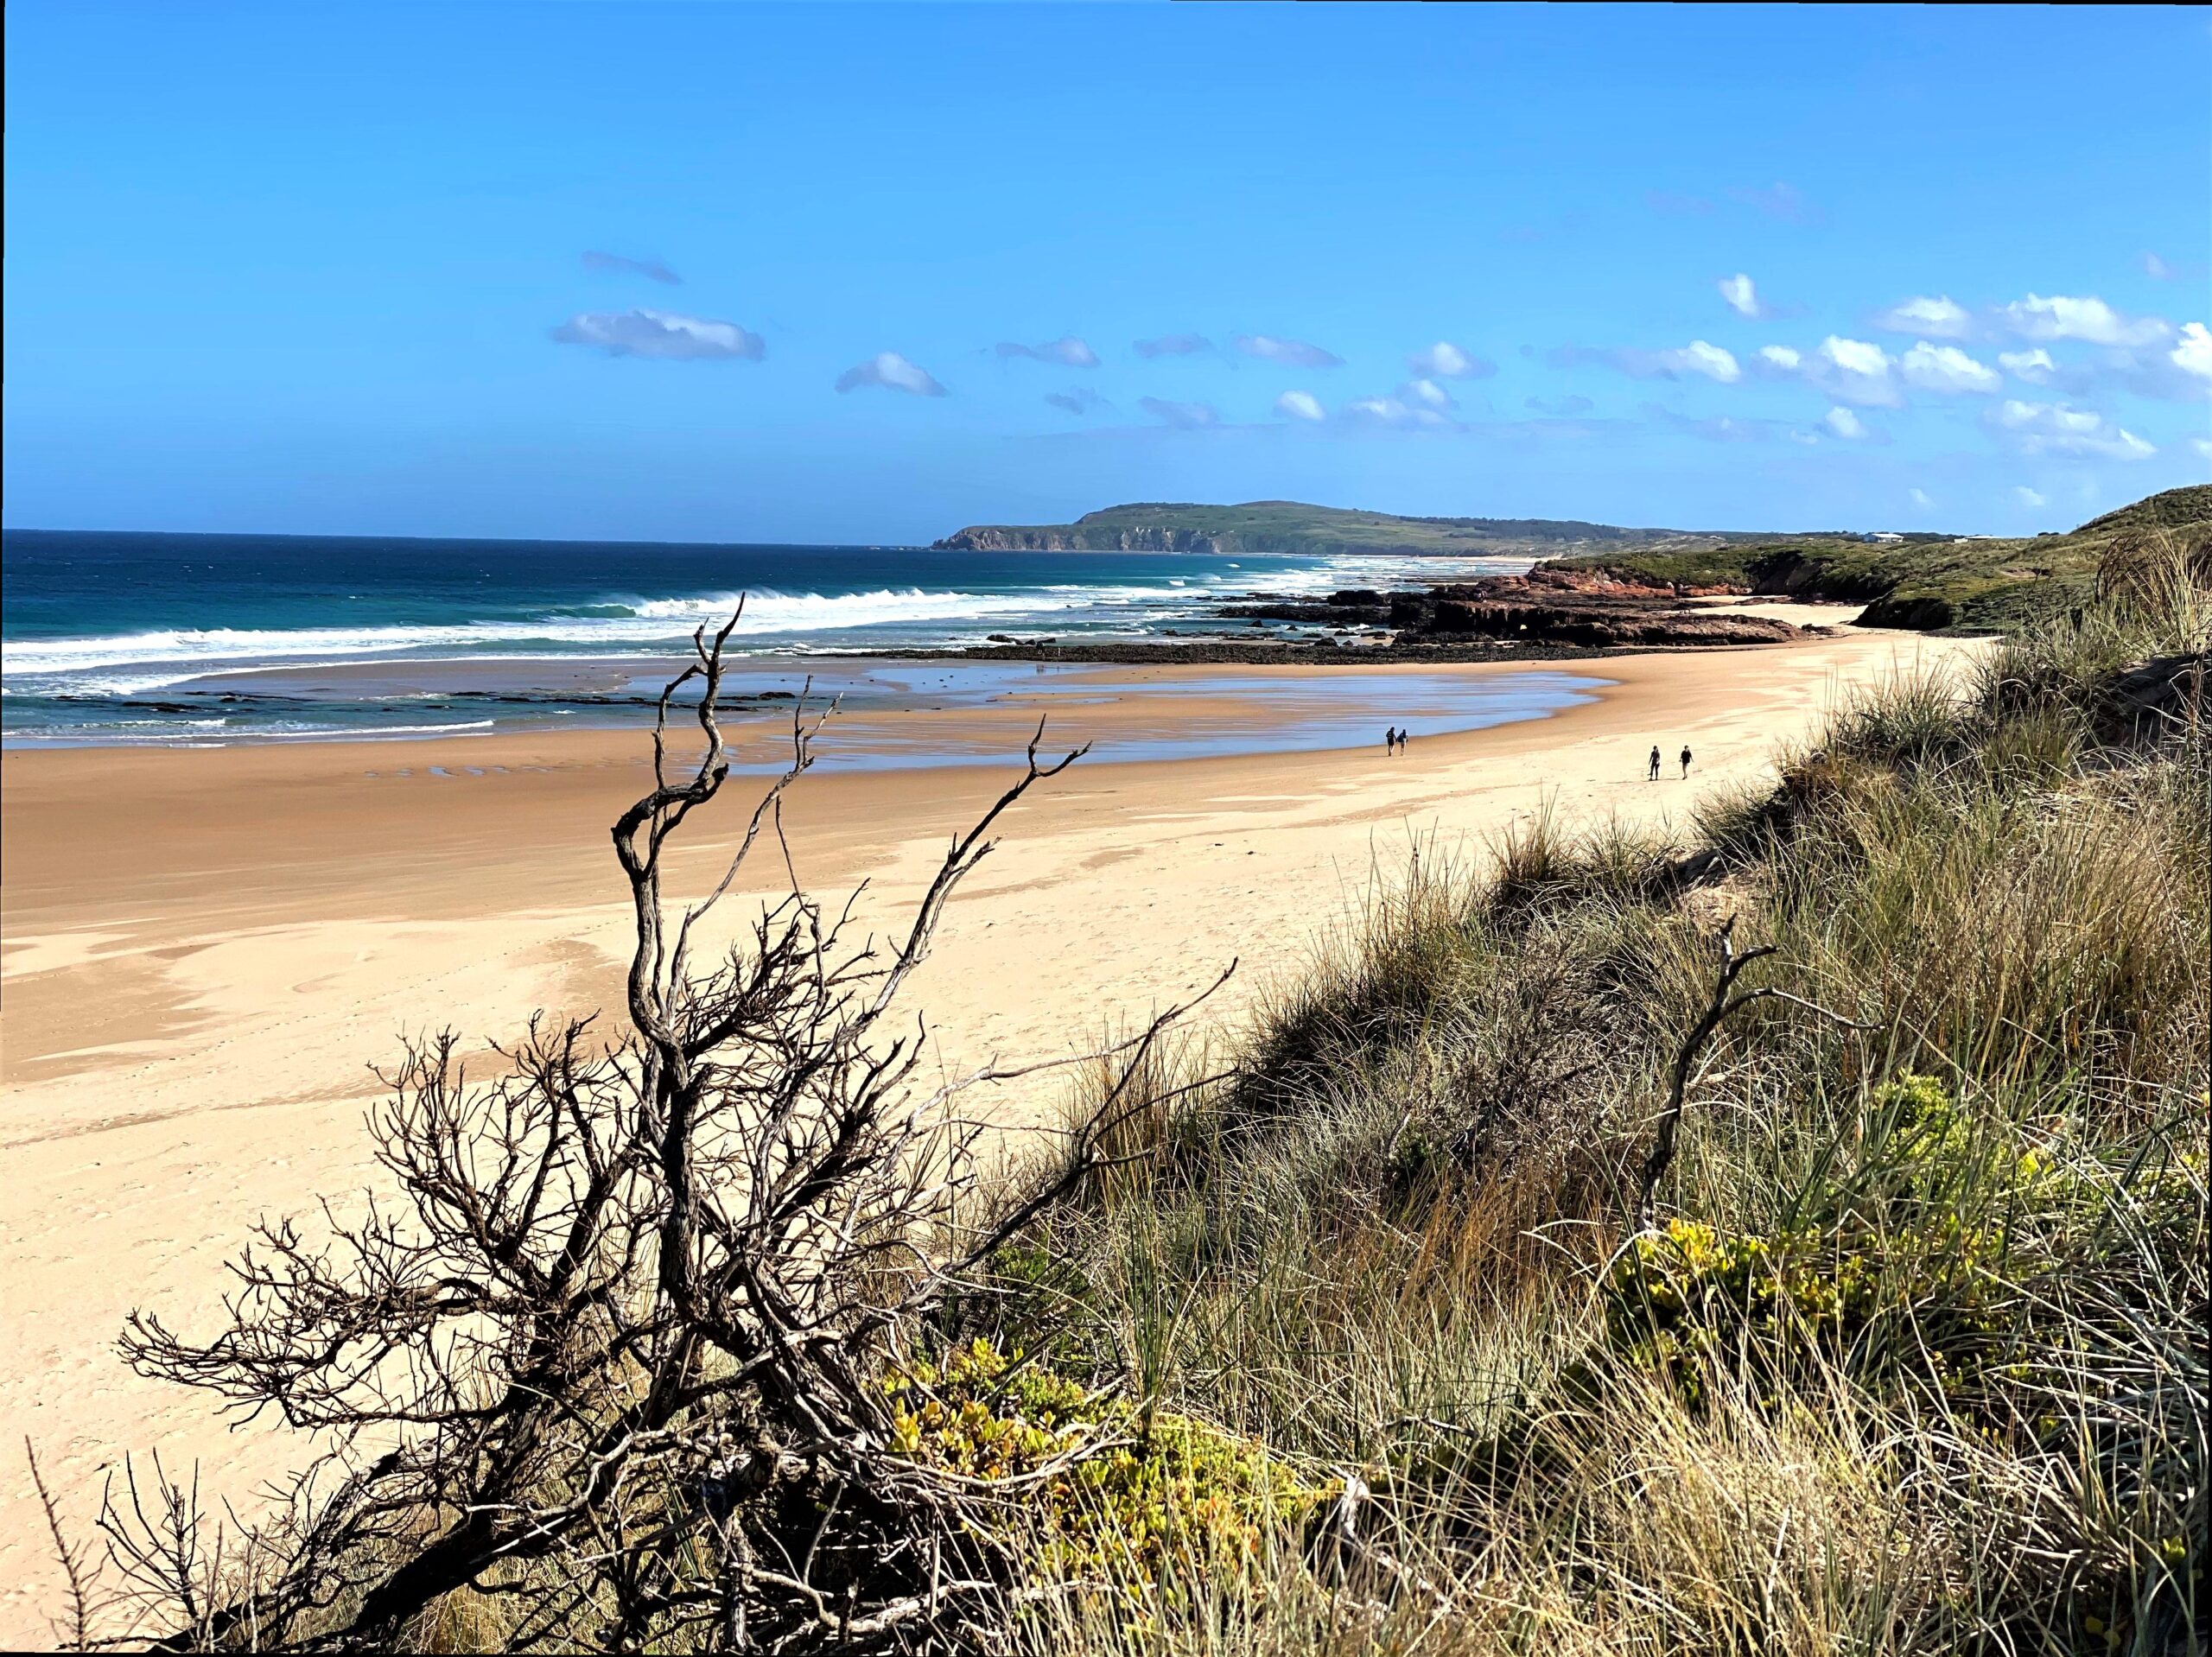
[1274,390,1325,422]
[1997,294,2170,347]
[1044,388,1109,416]
[1407,340,1495,378]
[552,308,764,361]
[1718,273,1766,319]
[1138,397,1219,429]
[1993,399,2082,431]
[2172,321,2212,382]
[1344,395,1451,429]
[1557,340,1743,383]
[1752,335,1910,403]
[1813,335,1901,405]
[1402,377,1455,409]
[1910,487,1936,510]
[1872,295,1973,339]
[1823,406,1869,440]
[1821,336,1889,378]
[995,336,1099,367]
[1998,348,2056,385]
[2193,436,2212,463]
[2014,487,2047,508]
[1236,334,1344,369]
[1900,341,2000,395]
[833,352,946,397]
[1659,340,1741,382]
[1988,399,2155,460]
[1551,340,1738,383]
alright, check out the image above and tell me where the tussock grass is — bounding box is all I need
[984,576,2210,1654]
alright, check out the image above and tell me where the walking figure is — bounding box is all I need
[1397,727,1410,755]
[1648,745,1662,782]
[1680,745,1694,778]
[1384,726,1398,756]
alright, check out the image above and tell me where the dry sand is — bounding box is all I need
[0,619,1983,1637]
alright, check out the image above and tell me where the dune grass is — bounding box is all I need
[969,538,2209,1654]
[76,535,2204,1654]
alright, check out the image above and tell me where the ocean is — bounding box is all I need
[0,529,1548,751]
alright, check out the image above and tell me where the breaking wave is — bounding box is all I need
[1,586,1173,681]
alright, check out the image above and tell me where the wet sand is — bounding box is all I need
[0,620,1984,1640]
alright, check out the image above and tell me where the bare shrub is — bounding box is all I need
[88,613,1220,1653]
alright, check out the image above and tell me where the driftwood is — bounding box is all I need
[81,606,1223,1653]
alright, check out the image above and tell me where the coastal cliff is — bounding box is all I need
[937,523,1233,554]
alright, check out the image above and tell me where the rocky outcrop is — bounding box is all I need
[1414,572,1802,647]
[1425,599,1798,648]
[1206,575,1804,649]
[1215,588,1398,626]
[1745,549,1895,603]
[1854,592,1955,631]
[1515,565,1745,600]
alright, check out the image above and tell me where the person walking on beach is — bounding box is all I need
[1384,726,1398,757]
[1397,727,1410,756]
[1648,745,1662,782]
[1680,744,1694,778]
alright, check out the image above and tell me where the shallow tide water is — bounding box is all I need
[1,528,1567,757]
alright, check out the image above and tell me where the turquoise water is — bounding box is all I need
[2,528,1542,749]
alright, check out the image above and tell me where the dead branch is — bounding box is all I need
[1633,916,1874,1231]
[97,609,1223,1654]
[27,1439,101,1652]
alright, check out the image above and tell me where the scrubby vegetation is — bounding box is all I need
[44,522,2207,1653]
[1547,484,2212,633]
[941,488,2212,637]
[967,524,2209,1652]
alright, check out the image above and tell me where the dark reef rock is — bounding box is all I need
[1854,593,1955,631]
[1424,599,1798,648]
[1207,567,1806,650]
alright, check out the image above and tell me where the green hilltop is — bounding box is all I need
[1546,484,2212,631]
[937,486,2212,633]
[932,499,1777,558]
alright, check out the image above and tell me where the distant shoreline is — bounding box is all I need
[849,637,1789,668]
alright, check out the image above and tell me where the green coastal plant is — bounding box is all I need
[60,490,2209,1654]
[1005,538,2208,1652]
[884,1339,1332,1599]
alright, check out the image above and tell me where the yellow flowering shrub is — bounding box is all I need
[883,1339,1332,1590]
[1600,1077,2025,1409]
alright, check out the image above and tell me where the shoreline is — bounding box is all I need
[0,625,1989,1642]
[1,651,1611,758]
[0,604,1866,754]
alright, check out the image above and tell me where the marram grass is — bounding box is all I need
[987,581,2209,1654]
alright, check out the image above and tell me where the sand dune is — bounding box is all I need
[0,625,1986,1641]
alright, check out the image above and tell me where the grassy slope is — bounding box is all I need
[982,540,2209,1651]
[941,487,2212,634]
[1548,484,2212,633]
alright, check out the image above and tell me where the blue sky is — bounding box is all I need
[5,3,2207,543]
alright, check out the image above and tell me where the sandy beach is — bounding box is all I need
[0,619,1984,1638]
